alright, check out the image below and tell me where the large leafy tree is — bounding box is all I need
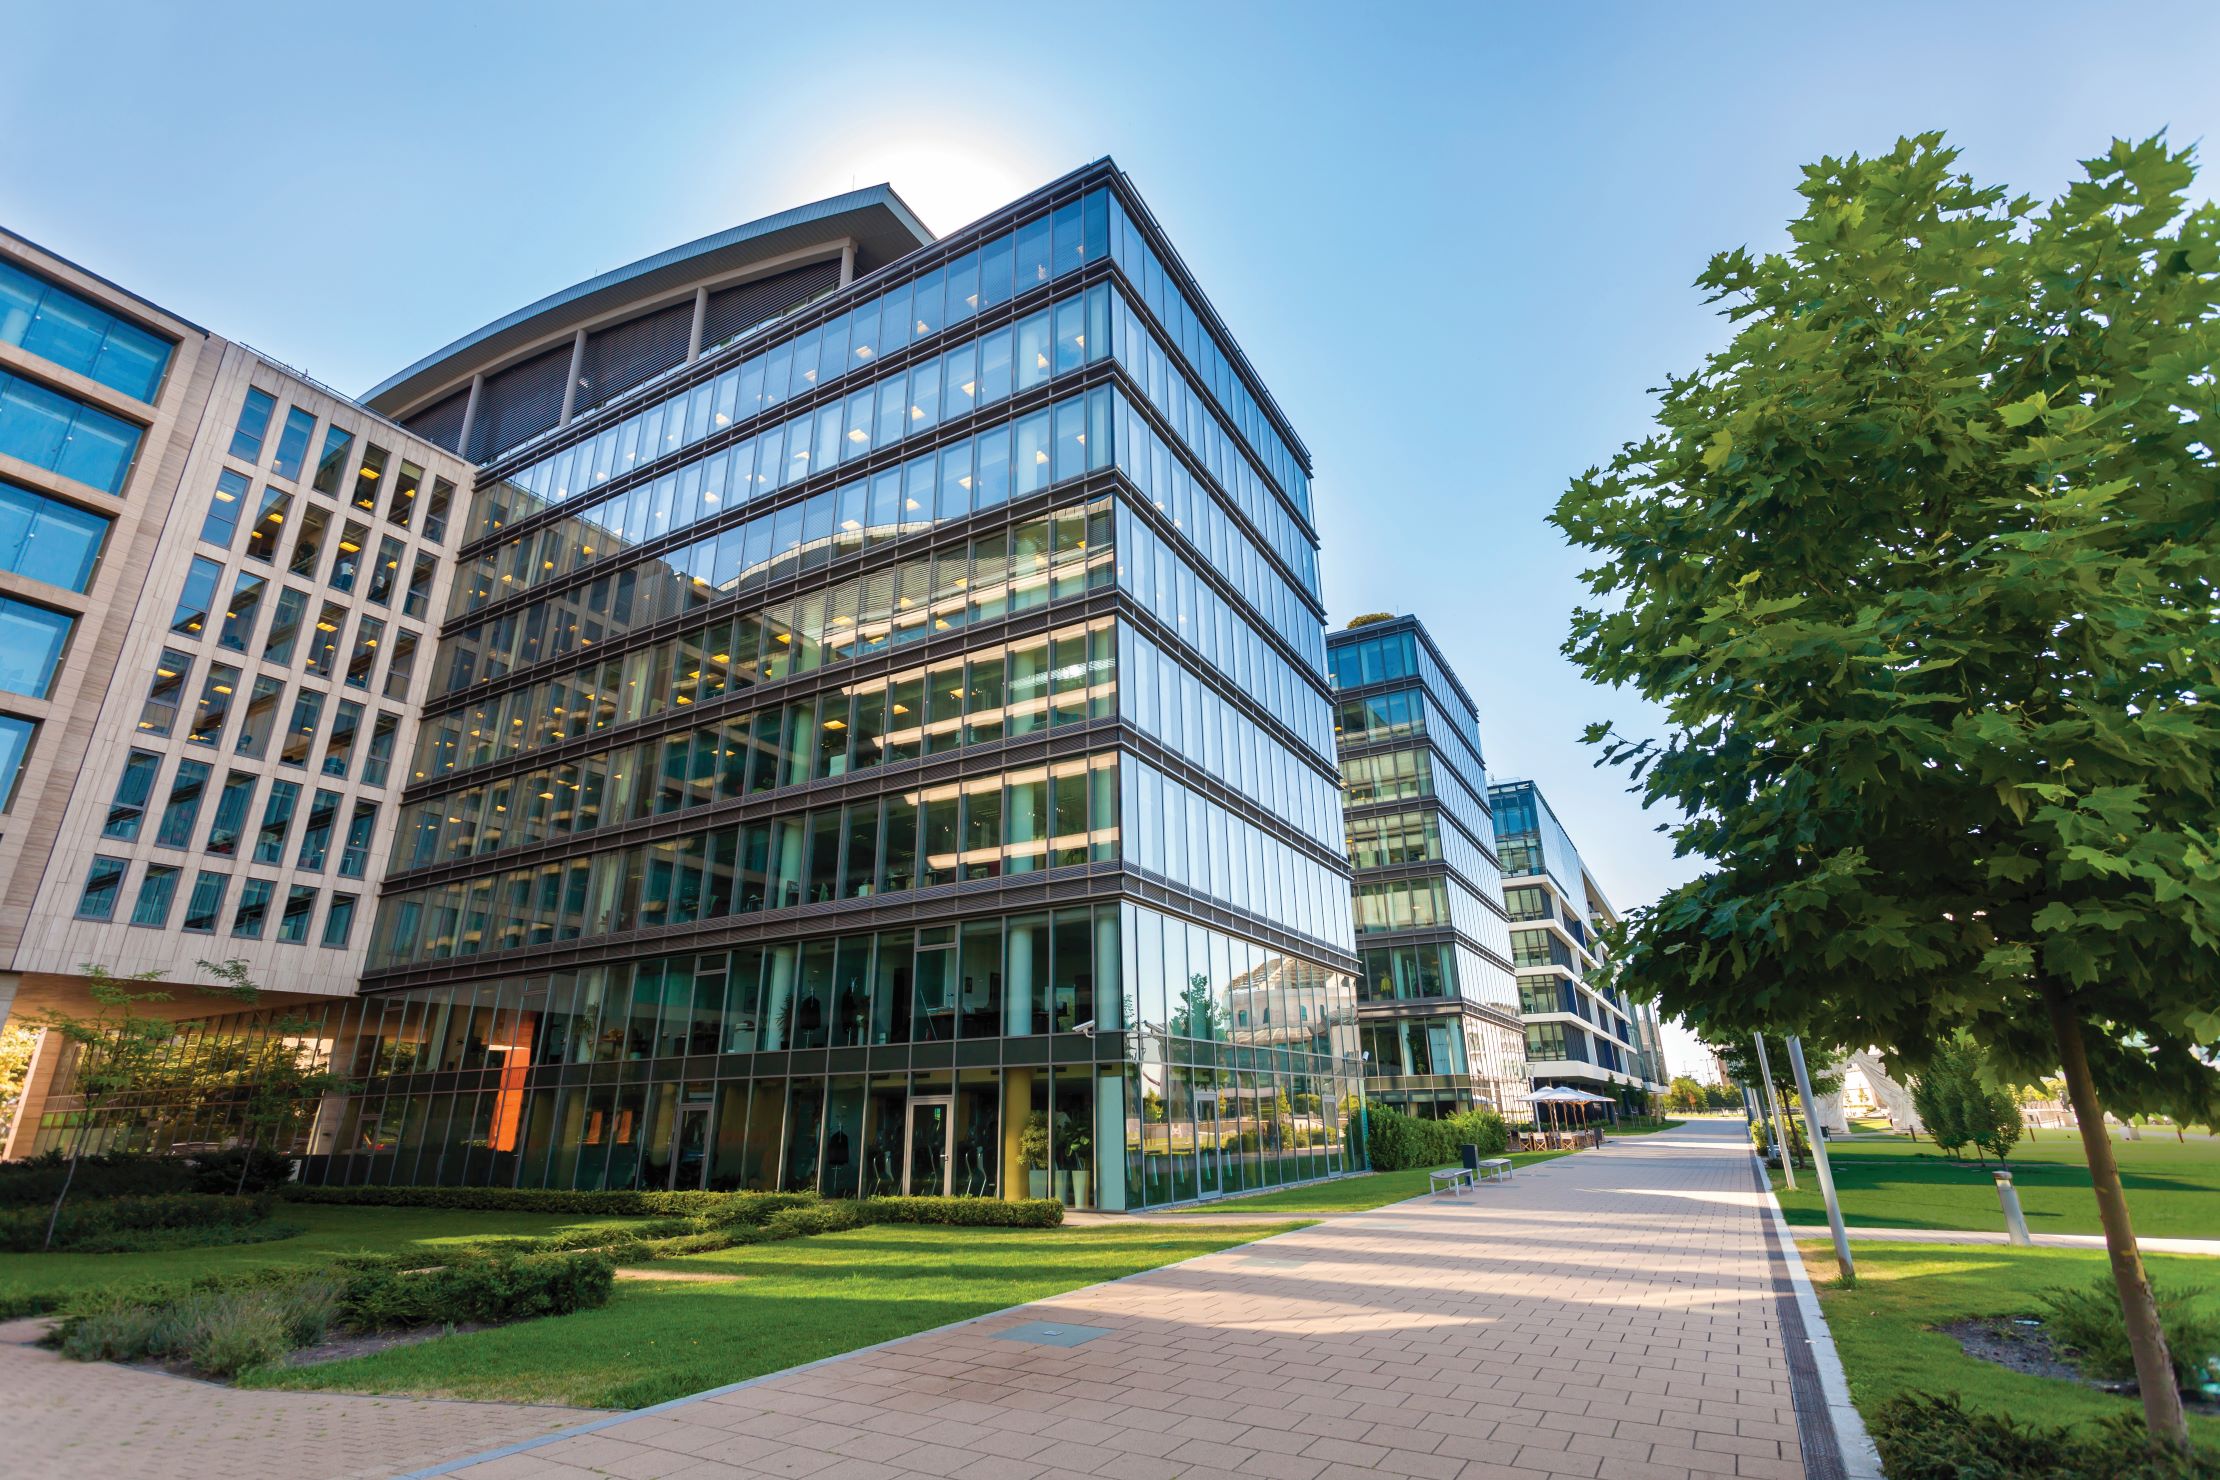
[1553,134,2219,1448]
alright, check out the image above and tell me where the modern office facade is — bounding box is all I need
[4,161,1367,1209]
[1328,615,1526,1118]
[1489,778,1667,1105]
[0,230,472,1153]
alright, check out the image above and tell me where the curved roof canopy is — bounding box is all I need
[364,184,933,420]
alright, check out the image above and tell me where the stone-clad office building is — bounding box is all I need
[3,162,1367,1210]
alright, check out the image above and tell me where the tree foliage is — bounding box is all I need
[1554,129,2220,1109]
[1553,132,2220,1446]
[1910,1033,2025,1163]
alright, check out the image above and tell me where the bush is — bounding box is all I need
[337,1250,614,1332]
[765,1201,864,1238]
[858,1196,1064,1228]
[0,1152,196,1206]
[2039,1278,2220,1391]
[1364,1107,1510,1170]
[188,1146,294,1195]
[1869,1393,2217,1479]
[65,1219,305,1254]
[56,1278,339,1378]
[282,1183,818,1219]
[0,1192,275,1252]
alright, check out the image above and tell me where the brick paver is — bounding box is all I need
[437,1120,1807,1480]
[0,1315,601,1479]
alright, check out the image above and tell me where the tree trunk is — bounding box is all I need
[2043,984,2188,1450]
[43,1108,93,1252]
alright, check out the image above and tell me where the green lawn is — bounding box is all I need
[1163,1150,1572,1213]
[0,1205,660,1312]
[1801,1241,2220,1448]
[246,1220,1303,1409]
[1770,1131,2220,1238]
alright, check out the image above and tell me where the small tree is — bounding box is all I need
[197,959,350,1193]
[1553,134,2220,1447]
[1668,1076,1707,1113]
[1911,1034,2025,1165]
[33,965,175,1248]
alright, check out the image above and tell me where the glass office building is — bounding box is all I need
[1327,615,1526,1117]
[8,162,1364,1208]
[1490,778,1666,1105]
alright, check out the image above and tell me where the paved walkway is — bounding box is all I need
[0,1316,601,1480]
[434,1121,1816,1480]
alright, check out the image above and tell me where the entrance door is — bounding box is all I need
[668,1105,711,1190]
[905,1098,951,1196]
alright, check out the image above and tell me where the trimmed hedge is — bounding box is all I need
[859,1196,1063,1228]
[280,1184,818,1219]
[1869,1393,2217,1479]
[1364,1107,1510,1171]
[0,1152,197,1206]
[0,1193,277,1253]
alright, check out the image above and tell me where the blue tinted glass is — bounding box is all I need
[0,480,107,592]
[0,596,71,698]
[0,714,33,808]
[0,259,171,400]
[0,370,139,494]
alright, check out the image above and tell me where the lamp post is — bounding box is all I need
[1787,1035,1853,1281]
[1752,1034,1796,1191]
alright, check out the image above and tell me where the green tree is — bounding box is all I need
[1552,133,2220,1448]
[1667,1076,1707,1113]
[1910,1034,2025,1164]
[0,1023,36,1144]
[32,965,176,1248]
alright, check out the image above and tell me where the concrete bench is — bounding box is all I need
[1428,1167,1474,1196]
[1473,1158,1513,1183]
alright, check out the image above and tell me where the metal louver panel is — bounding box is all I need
[467,343,572,462]
[701,260,843,351]
[574,300,693,415]
[403,386,471,453]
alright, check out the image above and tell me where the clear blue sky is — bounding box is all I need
[8,2,2215,1071]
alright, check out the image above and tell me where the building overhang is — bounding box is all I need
[362,186,934,422]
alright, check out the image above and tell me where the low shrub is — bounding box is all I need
[0,1152,196,1206]
[65,1219,305,1254]
[281,1184,817,1219]
[2039,1278,2220,1390]
[1868,1393,2217,1479]
[765,1201,864,1238]
[187,1146,295,1195]
[337,1250,614,1332]
[55,1277,339,1378]
[1364,1107,1511,1170]
[858,1196,1064,1228]
[0,1192,275,1252]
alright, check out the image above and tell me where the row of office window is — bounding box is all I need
[1333,684,1487,791]
[466,312,1319,701]
[75,854,357,946]
[1119,754,1354,952]
[1353,873,1511,956]
[137,648,401,784]
[368,754,1123,968]
[221,389,455,542]
[1118,622,1340,853]
[0,257,172,401]
[490,193,1117,528]
[198,473,441,619]
[167,561,420,705]
[400,620,1118,870]
[421,494,1113,775]
[100,748,378,873]
[491,186,1307,551]
[467,284,1112,601]
[1115,498,1331,764]
[442,393,1115,696]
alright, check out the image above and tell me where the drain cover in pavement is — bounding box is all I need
[993,1320,1113,1346]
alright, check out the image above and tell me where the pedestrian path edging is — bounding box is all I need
[1755,1151,1887,1480]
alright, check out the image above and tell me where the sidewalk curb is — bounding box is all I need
[1755,1153,1886,1480]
